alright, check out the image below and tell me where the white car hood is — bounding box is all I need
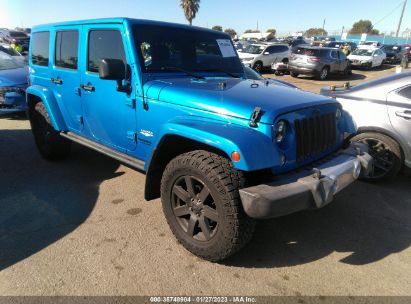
[348,55,372,61]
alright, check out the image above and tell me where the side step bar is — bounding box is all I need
[60,132,145,172]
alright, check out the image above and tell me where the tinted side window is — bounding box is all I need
[280,46,289,52]
[32,31,50,66]
[55,30,79,69]
[330,50,338,59]
[266,46,276,54]
[398,86,411,100]
[88,30,125,73]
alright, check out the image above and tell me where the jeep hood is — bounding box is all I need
[144,78,337,124]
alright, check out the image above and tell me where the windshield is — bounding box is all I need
[243,44,264,54]
[293,47,321,56]
[134,25,243,76]
[9,31,27,38]
[352,49,374,56]
[244,66,263,80]
[0,52,24,70]
[0,45,20,56]
[383,45,400,52]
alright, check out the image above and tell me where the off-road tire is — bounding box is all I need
[351,132,402,181]
[161,150,255,261]
[29,102,71,160]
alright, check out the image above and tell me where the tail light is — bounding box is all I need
[308,57,320,63]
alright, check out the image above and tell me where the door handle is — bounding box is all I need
[51,78,63,85]
[395,111,411,119]
[80,84,95,92]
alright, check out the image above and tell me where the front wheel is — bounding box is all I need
[318,67,329,80]
[253,62,263,73]
[161,150,255,261]
[290,71,299,78]
[351,132,402,181]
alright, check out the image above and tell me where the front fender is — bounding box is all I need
[156,117,280,171]
[26,85,67,131]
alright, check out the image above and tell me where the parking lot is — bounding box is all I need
[0,67,410,296]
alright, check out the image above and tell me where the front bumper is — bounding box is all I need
[239,142,373,219]
[0,90,26,114]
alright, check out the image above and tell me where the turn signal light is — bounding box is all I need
[231,151,241,162]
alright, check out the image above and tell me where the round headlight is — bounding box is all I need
[275,120,287,143]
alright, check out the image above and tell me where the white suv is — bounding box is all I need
[238,43,290,72]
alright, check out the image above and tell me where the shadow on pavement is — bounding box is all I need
[0,129,121,271]
[225,175,411,268]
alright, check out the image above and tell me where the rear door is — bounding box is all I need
[80,25,137,152]
[52,28,83,132]
[387,85,411,146]
[329,50,340,72]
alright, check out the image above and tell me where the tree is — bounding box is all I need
[350,20,380,35]
[266,28,276,36]
[212,25,223,32]
[304,28,328,37]
[180,0,201,25]
[224,28,237,37]
[244,29,260,33]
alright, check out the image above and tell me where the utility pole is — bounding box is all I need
[396,0,408,38]
[322,18,326,32]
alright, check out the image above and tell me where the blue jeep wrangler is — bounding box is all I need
[26,18,372,261]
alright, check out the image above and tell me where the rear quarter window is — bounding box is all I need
[31,31,50,66]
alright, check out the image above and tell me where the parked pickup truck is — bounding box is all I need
[26,18,372,261]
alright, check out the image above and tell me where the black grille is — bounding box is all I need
[294,113,337,161]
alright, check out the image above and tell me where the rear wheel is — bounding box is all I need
[29,102,71,160]
[351,132,402,181]
[161,150,255,261]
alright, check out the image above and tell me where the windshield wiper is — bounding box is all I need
[196,68,241,79]
[159,66,205,79]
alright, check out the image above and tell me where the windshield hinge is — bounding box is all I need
[249,107,262,128]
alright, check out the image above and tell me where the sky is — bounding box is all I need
[0,0,410,36]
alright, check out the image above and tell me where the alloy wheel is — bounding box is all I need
[171,175,219,242]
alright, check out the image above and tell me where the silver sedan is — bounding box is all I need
[321,72,411,180]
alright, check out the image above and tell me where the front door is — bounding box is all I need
[80,25,137,152]
[52,28,83,132]
[387,85,411,145]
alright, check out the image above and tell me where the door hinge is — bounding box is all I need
[125,98,136,109]
[126,131,137,143]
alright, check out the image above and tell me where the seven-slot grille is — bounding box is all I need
[294,112,337,161]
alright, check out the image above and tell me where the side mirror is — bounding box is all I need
[99,58,127,80]
[263,52,270,55]
[99,59,131,94]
